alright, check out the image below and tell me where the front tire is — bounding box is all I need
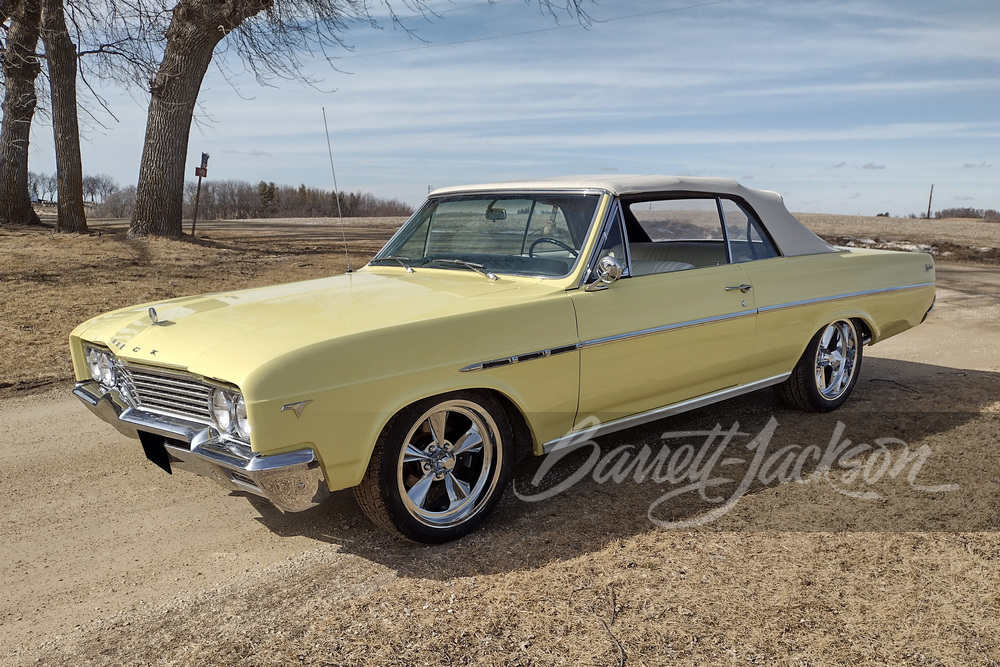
[775,319,863,412]
[354,391,512,543]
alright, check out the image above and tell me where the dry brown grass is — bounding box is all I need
[0,218,402,395]
[3,213,1000,665]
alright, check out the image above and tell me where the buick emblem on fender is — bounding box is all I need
[148,307,158,325]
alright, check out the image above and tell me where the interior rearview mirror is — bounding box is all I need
[485,204,506,221]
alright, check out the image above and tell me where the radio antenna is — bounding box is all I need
[323,107,351,273]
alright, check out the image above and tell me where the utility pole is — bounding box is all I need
[926,184,934,220]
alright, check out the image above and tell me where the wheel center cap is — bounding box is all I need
[427,442,456,477]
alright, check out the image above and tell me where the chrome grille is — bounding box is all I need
[118,365,213,424]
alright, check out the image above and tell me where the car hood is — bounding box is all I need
[72,268,557,385]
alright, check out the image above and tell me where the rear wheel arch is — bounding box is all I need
[775,317,864,412]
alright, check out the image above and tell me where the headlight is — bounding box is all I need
[98,352,116,387]
[234,395,250,440]
[210,388,250,442]
[85,346,117,388]
[210,388,233,433]
[85,347,102,382]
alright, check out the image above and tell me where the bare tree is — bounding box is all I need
[39,171,57,200]
[95,183,135,217]
[40,0,88,232]
[82,172,98,201]
[0,0,42,226]
[83,172,118,202]
[95,173,117,201]
[27,169,41,200]
[125,0,591,238]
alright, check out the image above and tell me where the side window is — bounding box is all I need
[626,198,728,275]
[631,198,725,242]
[721,199,779,262]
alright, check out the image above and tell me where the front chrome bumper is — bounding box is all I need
[73,381,330,512]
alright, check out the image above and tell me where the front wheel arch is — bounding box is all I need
[353,389,515,543]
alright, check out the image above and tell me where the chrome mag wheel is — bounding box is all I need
[354,391,512,543]
[814,320,859,401]
[775,318,864,413]
[397,399,504,528]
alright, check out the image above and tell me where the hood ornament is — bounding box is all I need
[149,307,159,325]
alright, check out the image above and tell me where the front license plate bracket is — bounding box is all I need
[138,431,173,474]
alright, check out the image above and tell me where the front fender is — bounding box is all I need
[241,295,581,491]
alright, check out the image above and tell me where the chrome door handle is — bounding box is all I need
[725,284,753,293]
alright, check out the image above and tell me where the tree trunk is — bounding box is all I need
[40,0,88,233]
[0,0,42,227]
[128,0,271,238]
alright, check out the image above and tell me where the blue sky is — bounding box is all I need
[28,0,1000,215]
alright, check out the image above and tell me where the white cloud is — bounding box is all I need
[21,0,1000,215]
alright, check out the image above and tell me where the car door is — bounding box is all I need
[569,197,757,427]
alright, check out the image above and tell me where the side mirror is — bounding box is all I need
[586,255,624,292]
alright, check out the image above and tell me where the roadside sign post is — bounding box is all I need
[192,153,209,236]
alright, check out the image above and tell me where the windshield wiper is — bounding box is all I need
[369,255,414,273]
[427,258,498,281]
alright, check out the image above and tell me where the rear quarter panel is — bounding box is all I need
[741,248,935,382]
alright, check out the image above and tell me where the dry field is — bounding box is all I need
[1,214,999,665]
[0,217,401,396]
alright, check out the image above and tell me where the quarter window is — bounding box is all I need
[720,198,779,261]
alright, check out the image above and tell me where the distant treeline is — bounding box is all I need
[933,207,999,221]
[84,177,414,220]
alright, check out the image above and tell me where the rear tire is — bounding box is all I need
[354,390,512,543]
[775,319,863,412]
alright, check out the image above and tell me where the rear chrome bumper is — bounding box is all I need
[73,381,330,512]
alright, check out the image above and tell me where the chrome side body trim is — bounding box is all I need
[578,310,755,349]
[461,282,931,373]
[73,381,329,512]
[461,311,754,372]
[541,373,791,454]
[756,282,935,314]
[460,344,577,373]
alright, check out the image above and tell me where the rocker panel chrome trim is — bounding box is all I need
[541,373,791,454]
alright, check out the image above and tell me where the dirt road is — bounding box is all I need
[2,263,998,665]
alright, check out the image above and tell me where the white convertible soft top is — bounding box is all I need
[430,175,837,257]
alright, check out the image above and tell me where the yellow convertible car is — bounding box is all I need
[70,176,935,542]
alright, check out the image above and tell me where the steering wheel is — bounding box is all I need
[528,237,578,258]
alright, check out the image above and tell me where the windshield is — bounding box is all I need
[372,193,602,278]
